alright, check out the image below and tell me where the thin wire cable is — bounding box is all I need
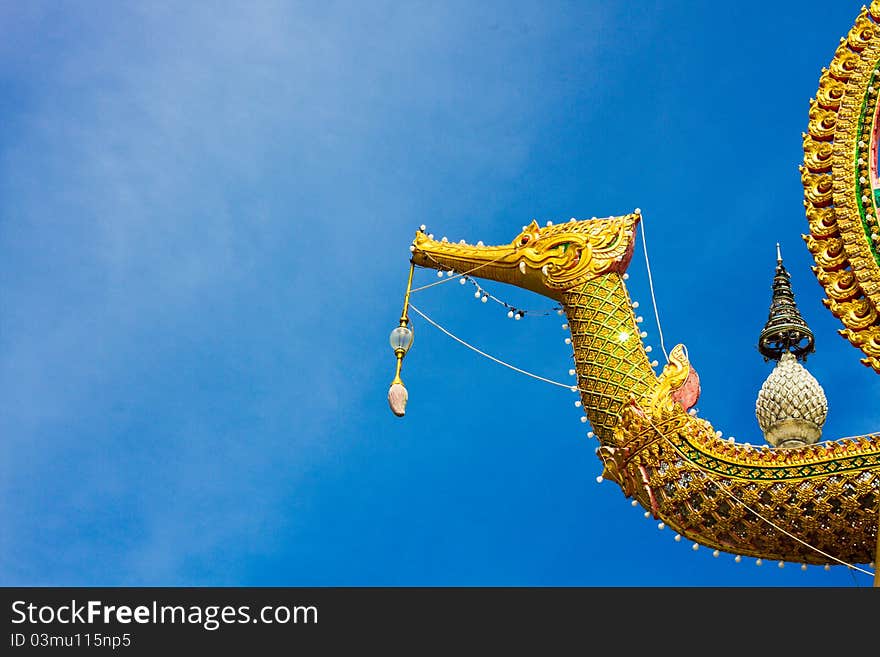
[638,215,670,362]
[466,279,562,317]
[850,567,861,587]
[409,305,580,392]
[409,250,507,294]
[410,303,876,579]
[411,250,561,314]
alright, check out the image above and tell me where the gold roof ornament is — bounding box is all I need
[757,245,815,362]
[802,1,880,373]
[755,246,828,447]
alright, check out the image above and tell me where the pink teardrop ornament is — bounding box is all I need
[388,382,408,417]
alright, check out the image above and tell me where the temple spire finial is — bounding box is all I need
[755,244,827,448]
[757,244,815,362]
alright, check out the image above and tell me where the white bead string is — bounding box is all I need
[409,249,509,294]
[463,276,562,318]
[413,249,562,317]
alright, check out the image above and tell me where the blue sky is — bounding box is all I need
[2,1,878,586]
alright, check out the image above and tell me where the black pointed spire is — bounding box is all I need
[757,244,815,362]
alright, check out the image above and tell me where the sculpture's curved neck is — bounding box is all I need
[407,215,659,445]
[562,275,657,444]
[405,216,880,565]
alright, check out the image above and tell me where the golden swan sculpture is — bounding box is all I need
[396,2,880,577]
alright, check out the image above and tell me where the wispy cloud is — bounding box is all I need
[0,1,613,584]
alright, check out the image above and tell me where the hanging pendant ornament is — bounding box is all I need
[388,378,408,417]
[388,262,416,417]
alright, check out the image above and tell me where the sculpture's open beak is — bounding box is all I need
[409,214,640,299]
[409,231,553,297]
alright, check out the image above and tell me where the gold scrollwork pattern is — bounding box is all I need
[803,137,834,172]
[609,402,880,564]
[515,216,638,290]
[815,73,846,110]
[815,268,860,301]
[805,205,838,238]
[802,1,880,372]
